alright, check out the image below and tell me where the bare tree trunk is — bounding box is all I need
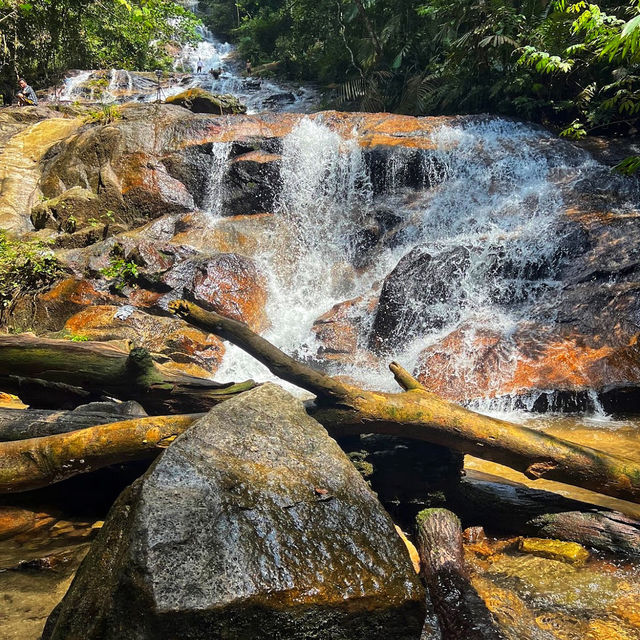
[169,300,640,505]
[416,508,505,640]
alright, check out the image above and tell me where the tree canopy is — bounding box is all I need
[0,0,199,95]
[202,0,640,141]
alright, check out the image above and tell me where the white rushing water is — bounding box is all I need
[212,116,603,411]
[218,120,589,396]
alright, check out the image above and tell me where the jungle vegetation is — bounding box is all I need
[202,0,640,143]
[0,0,199,96]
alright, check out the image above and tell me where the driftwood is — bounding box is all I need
[0,333,255,413]
[0,414,201,493]
[169,300,640,505]
[0,402,147,442]
[416,508,505,640]
[450,470,640,557]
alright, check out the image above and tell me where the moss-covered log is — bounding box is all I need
[416,508,505,640]
[0,333,256,413]
[170,300,640,505]
[0,414,201,492]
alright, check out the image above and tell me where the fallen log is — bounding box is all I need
[169,299,640,504]
[416,508,505,640]
[0,402,147,441]
[450,470,640,557]
[0,414,202,493]
[0,333,256,413]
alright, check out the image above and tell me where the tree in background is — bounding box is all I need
[0,0,199,97]
[199,0,639,142]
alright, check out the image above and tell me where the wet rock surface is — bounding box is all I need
[43,384,426,640]
[165,88,247,115]
[1,105,640,407]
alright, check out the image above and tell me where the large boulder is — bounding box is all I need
[64,305,225,377]
[165,88,247,115]
[369,245,470,353]
[43,384,427,640]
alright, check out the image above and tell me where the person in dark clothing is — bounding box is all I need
[17,78,38,106]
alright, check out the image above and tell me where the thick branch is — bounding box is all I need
[0,414,201,493]
[0,402,147,441]
[171,300,640,505]
[169,300,351,401]
[450,470,640,557]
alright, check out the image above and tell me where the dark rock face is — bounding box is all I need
[43,384,426,640]
[223,151,281,216]
[370,245,470,353]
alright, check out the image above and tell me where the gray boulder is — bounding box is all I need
[43,383,426,640]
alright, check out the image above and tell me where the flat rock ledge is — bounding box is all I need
[43,383,426,640]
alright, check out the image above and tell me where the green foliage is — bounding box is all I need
[84,105,122,124]
[69,333,89,342]
[0,0,200,94]
[614,155,640,175]
[200,0,639,140]
[0,231,60,308]
[100,255,139,291]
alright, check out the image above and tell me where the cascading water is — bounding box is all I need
[213,116,607,413]
[202,142,232,216]
[57,70,93,102]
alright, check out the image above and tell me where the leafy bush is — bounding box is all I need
[84,105,122,124]
[100,256,139,291]
[0,232,61,308]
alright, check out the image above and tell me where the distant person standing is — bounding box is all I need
[245,60,252,75]
[16,78,38,106]
[196,58,203,74]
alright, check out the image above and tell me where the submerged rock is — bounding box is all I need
[43,384,426,640]
[518,538,590,565]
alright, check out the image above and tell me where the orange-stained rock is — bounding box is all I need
[0,507,37,541]
[192,254,269,333]
[414,322,640,403]
[230,151,281,165]
[64,305,225,375]
[612,592,640,628]
[312,294,378,360]
[41,278,113,307]
[0,392,27,409]
[585,619,638,640]
[6,278,116,334]
[414,323,509,401]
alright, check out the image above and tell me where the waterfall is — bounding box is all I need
[57,70,93,102]
[203,142,232,217]
[214,116,602,408]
